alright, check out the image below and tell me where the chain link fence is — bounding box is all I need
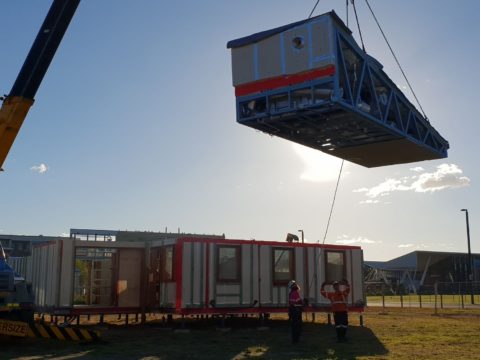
[365,281,480,309]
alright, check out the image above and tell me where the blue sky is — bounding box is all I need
[1,0,478,260]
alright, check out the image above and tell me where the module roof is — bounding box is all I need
[227,10,350,49]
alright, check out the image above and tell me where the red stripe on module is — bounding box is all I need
[234,65,335,97]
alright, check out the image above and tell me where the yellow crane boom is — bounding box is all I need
[0,0,80,170]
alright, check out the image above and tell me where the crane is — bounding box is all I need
[0,0,80,171]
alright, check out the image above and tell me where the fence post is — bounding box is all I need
[434,282,438,315]
[381,283,386,311]
[419,293,422,308]
[400,293,403,308]
[460,283,464,309]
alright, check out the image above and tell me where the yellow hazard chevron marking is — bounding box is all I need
[49,325,66,340]
[64,327,80,341]
[26,322,100,341]
[26,327,35,338]
[79,328,93,341]
[34,323,50,338]
[1,318,100,341]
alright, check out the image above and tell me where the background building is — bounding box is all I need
[0,234,59,257]
[365,250,480,294]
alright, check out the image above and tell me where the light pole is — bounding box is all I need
[298,230,304,243]
[461,209,474,304]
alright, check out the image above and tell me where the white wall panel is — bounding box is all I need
[181,242,192,308]
[259,246,272,305]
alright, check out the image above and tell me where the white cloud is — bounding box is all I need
[336,235,381,245]
[438,242,455,250]
[354,163,470,200]
[410,164,470,193]
[358,178,411,198]
[398,243,430,250]
[30,163,48,174]
[353,187,369,193]
[359,199,380,205]
[416,244,430,249]
[292,144,346,182]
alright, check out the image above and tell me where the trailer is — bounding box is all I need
[18,235,364,320]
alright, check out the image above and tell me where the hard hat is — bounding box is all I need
[288,280,300,291]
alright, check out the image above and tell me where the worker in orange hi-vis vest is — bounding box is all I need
[321,279,351,342]
[288,280,304,343]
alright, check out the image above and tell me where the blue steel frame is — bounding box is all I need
[235,16,449,167]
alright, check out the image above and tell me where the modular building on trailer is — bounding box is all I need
[149,237,364,314]
[21,236,364,316]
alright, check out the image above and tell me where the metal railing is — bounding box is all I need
[365,281,480,310]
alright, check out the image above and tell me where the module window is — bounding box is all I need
[273,248,294,285]
[217,245,241,283]
[325,251,345,282]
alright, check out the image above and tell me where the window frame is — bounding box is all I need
[272,247,295,286]
[324,250,346,282]
[216,245,241,284]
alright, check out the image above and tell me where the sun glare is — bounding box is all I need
[292,143,345,182]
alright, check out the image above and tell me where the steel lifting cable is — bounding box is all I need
[308,0,320,19]
[351,0,366,52]
[320,159,345,245]
[346,0,349,27]
[306,159,345,295]
[364,0,429,120]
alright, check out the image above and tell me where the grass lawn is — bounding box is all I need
[1,308,480,360]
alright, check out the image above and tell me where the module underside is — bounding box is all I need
[239,101,444,168]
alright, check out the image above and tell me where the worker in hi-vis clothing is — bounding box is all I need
[321,279,350,342]
[288,280,303,343]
